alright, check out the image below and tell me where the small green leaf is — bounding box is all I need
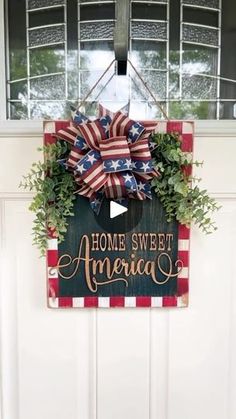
[151,132,219,234]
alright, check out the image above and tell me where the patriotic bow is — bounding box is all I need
[56,107,159,214]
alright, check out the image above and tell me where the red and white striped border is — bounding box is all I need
[45,120,192,309]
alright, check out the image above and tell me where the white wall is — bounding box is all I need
[0,121,236,419]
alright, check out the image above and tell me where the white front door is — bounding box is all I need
[0,121,236,419]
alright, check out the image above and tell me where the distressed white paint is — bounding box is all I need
[0,125,236,419]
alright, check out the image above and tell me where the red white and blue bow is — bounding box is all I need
[56,106,159,214]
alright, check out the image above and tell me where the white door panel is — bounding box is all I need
[0,122,236,419]
[194,137,236,194]
[168,203,236,419]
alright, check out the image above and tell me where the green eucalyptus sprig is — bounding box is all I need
[151,132,220,233]
[21,133,220,256]
[20,141,76,256]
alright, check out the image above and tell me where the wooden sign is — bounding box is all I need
[46,120,192,309]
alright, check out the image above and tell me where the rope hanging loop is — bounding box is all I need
[76,59,170,120]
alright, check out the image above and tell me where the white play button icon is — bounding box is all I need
[110,200,128,219]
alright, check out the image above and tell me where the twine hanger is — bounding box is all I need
[76,59,170,121]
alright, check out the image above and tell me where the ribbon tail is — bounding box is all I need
[104,171,138,199]
[75,185,104,215]
[129,174,153,200]
[57,158,69,170]
[90,191,104,215]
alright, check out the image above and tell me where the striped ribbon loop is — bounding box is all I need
[55,105,159,214]
[100,136,131,173]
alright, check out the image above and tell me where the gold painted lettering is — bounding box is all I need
[138,233,149,250]
[131,233,138,250]
[150,233,157,251]
[107,233,118,251]
[58,234,96,292]
[158,233,165,251]
[91,233,99,251]
[119,234,126,251]
[166,234,174,251]
[99,233,107,251]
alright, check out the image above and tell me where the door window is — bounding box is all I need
[5,0,236,119]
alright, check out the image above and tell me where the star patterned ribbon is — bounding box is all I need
[56,105,159,214]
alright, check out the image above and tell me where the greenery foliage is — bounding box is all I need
[151,132,220,233]
[20,133,220,256]
[20,142,76,256]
